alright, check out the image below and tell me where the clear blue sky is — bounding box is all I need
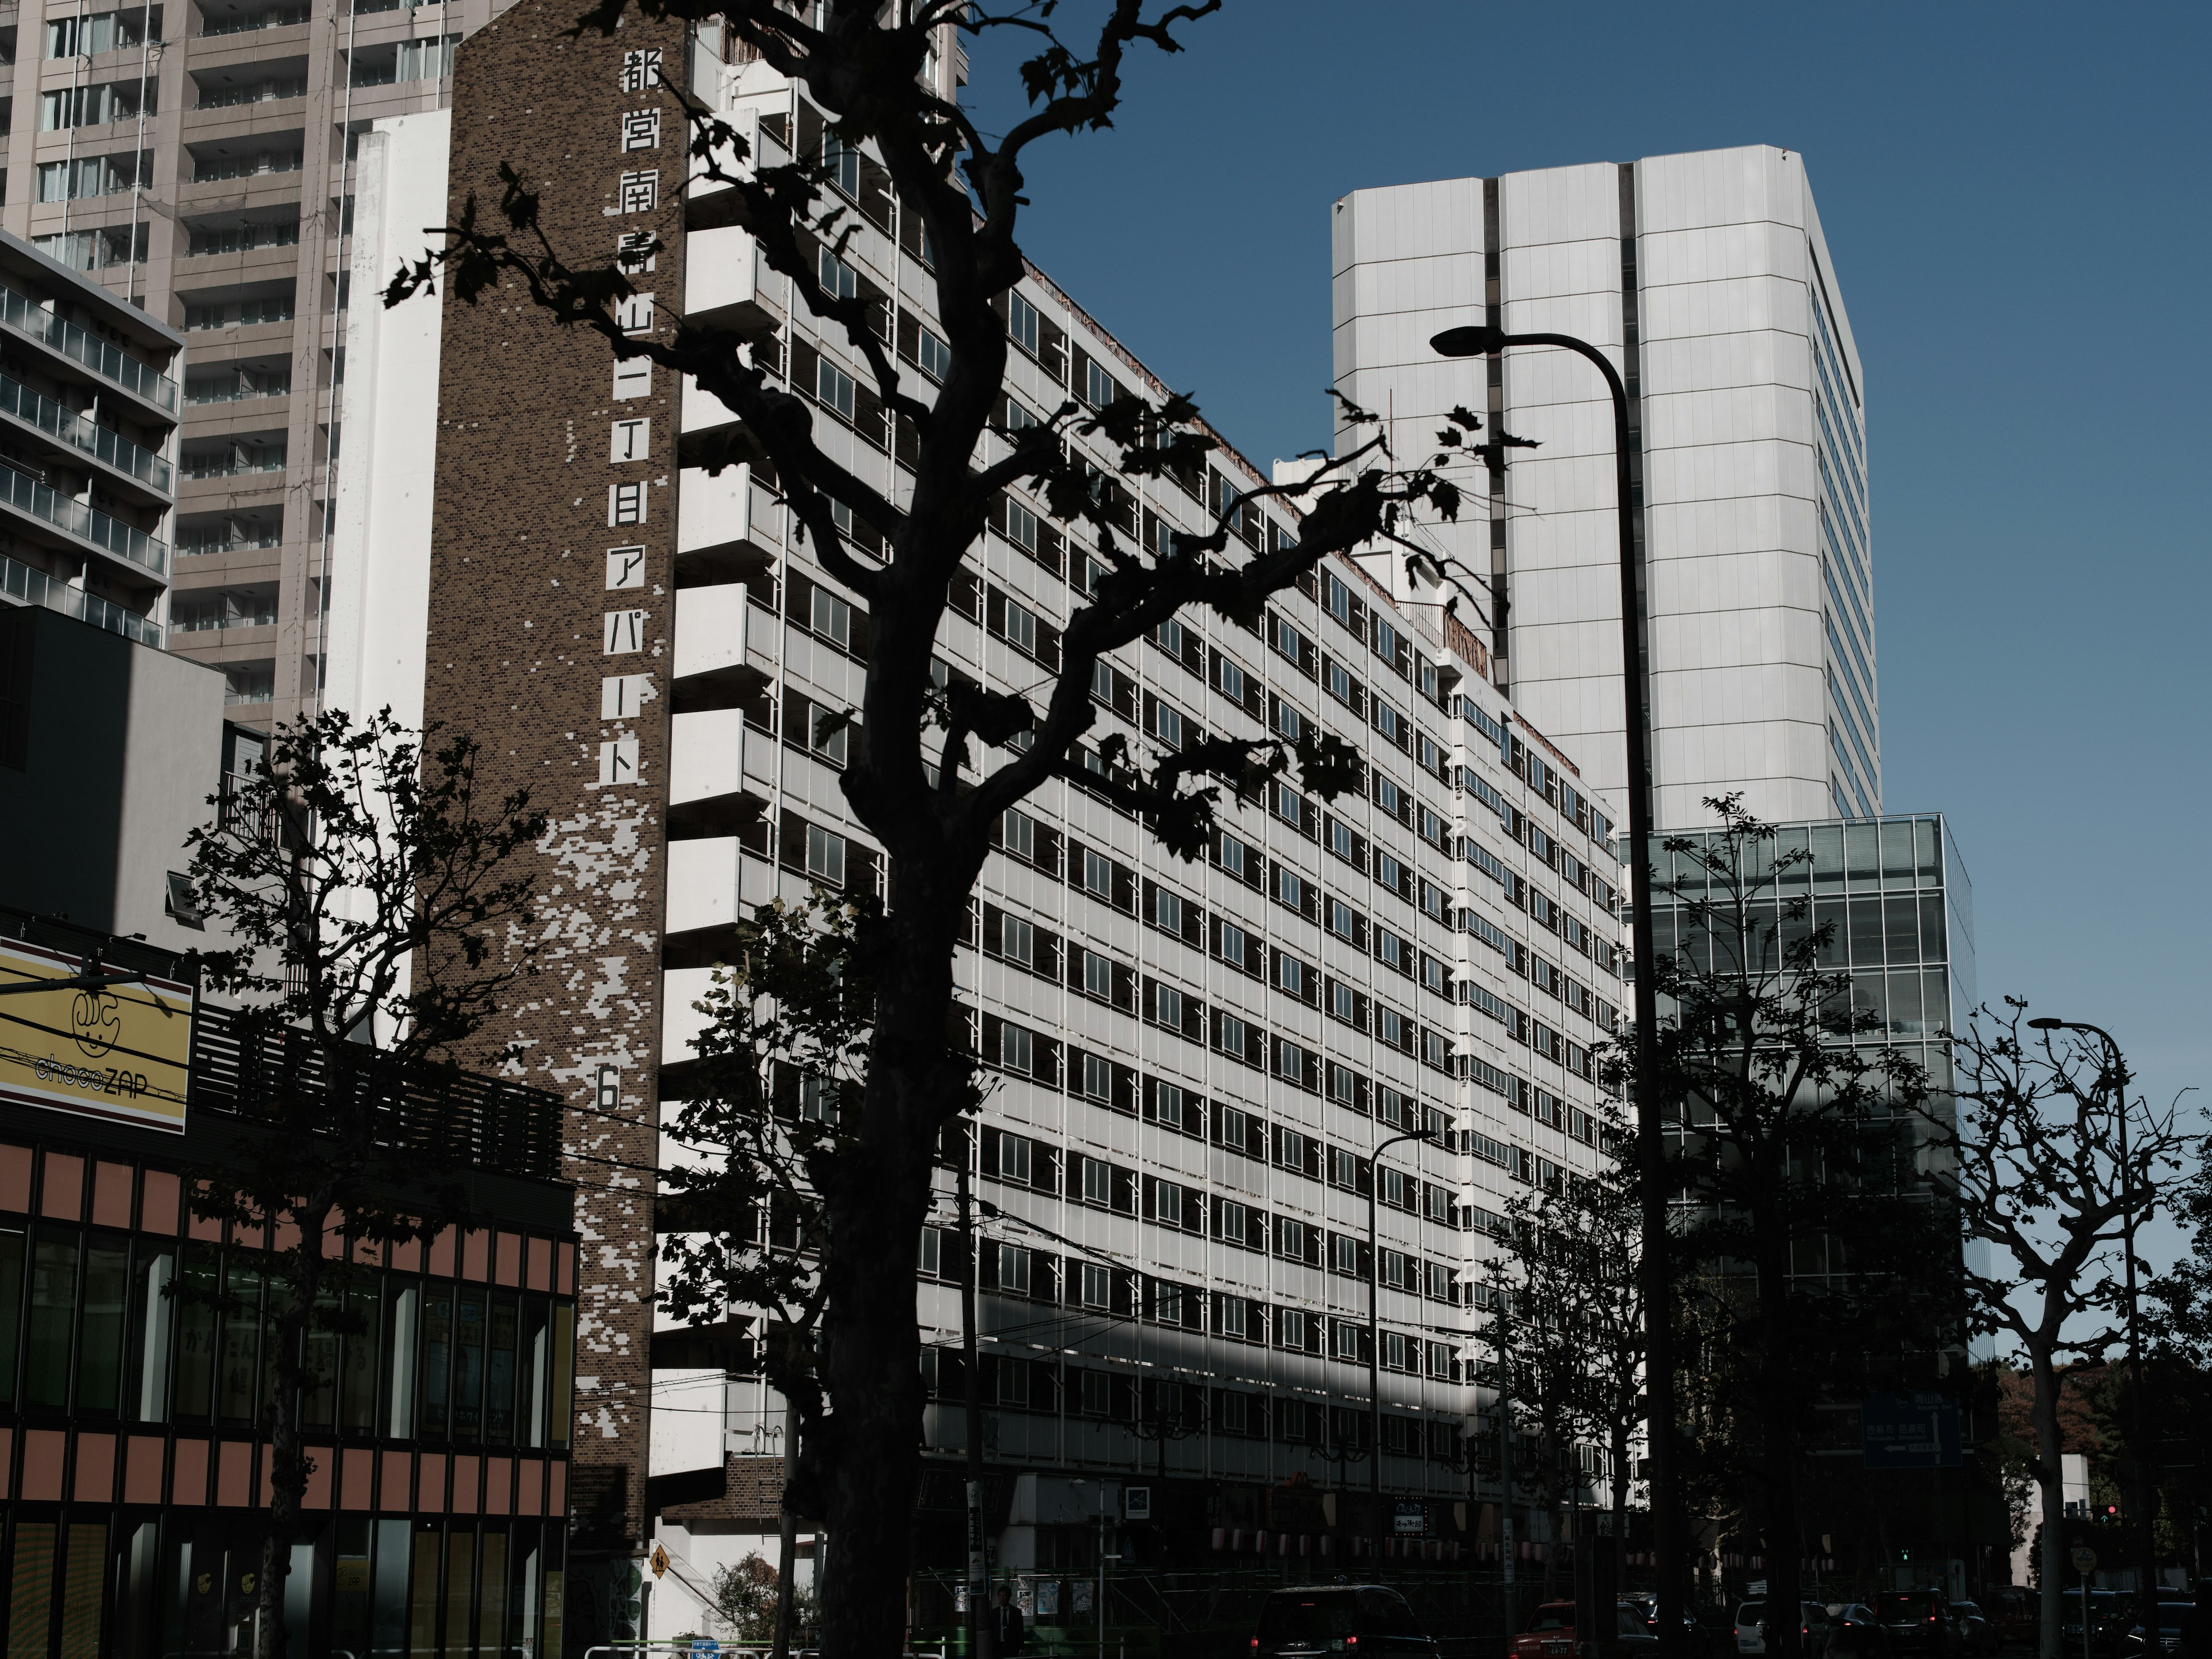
[966,2,2212,1229]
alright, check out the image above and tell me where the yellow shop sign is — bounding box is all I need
[0,939,195,1132]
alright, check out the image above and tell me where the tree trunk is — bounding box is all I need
[2032,1344,2067,1659]
[813,920,964,1659]
[1541,1420,1564,1601]
[253,1202,330,1659]
[1611,1418,1631,1597]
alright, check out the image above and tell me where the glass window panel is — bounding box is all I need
[218,1261,263,1422]
[26,1232,81,1408]
[1883,896,1920,965]
[10,1521,58,1656]
[1918,896,1946,964]
[1849,973,1885,1037]
[1887,970,1924,1037]
[341,1279,382,1432]
[453,1289,487,1439]
[303,1282,341,1429]
[478,1529,509,1654]
[174,1247,218,1421]
[487,1298,518,1444]
[1925,970,1953,1039]
[520,1302,548,1448]
[333,1518,373,1659]
[387,1285,420,1438]
[130,1247,175,1422]
[420,1287,454,1437]
[1915,817,1941,878]
[408,1527,442,1656]
[1846,898,1884,967]
[550,1304,575,1445]
[1880,819,1916,887]
[0,1226,24,1408]
[77,1236,130,1411]
[372,1518,412,1657]
[1844,822,1880,891]
[444,1527,475,1657]
[1809,823,1844,888]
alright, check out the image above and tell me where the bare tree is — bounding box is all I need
[1650,797,1937,1659]
[1916,1009,2192,1659]
[389,4,1477,1650]
[182,709,547,1658]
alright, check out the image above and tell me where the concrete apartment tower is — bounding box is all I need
[1331,146,1877,831]
[0,0,524,726]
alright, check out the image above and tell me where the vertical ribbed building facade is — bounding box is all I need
[1331,146,1877,831]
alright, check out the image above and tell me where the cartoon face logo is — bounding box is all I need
[72,988,121,1059]
[195,1572,213,1596]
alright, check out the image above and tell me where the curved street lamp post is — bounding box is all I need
[1429,323,1677,1643]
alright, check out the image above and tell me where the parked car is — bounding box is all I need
[2126,1599,2198,1656]
[1825,1604,1893,1659]
[2058,1590,2129,1659]
[1510,1601,1661,1659]
[1875,1592,1958,1658]
[1947,1603,1997,1657]
[1252,1586,1439,1659]
[1736,1601,1837,1657]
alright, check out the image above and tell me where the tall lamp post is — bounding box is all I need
[1369,1127,1433,1564]
[2028,1017,2153,1606]
[1429,323,1678,1643]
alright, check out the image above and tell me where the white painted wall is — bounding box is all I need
[324,109,452,736]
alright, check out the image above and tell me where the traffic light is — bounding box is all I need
[1900,1547,1912,1564]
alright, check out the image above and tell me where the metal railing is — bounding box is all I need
[190,1003,565,1182]
[0,458,168,574]
[0,368,173,491]
[1,551,162,646]
[0,277,178,410]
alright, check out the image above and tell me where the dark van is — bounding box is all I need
[1252,1586,1440,1659]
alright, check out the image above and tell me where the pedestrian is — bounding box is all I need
[994,1585,1028,1657]
[2177,1586,2212,1659]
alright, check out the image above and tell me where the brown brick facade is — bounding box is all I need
[425,0,690,1567]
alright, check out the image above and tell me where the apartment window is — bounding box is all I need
[1218,656,1246,704]
[1218,1201,1247,1245]
[1154,1283,1184,1324]
[1002,497,1039,552]
[1151,887,1183,934]
[998,915,1034,968]
[1326,897,1357,941]
[1154,1083,1185,1131]
[1324,659,1354,705]
[1275,954,1308,999]
[1008,291,1041,357]
[1374,775,1404,820]
[1085,357,1116,408]
[1332,1234,1358,1275]
[1217,1297,1247,1339]
[1324,573,1354,627]
[1278,1126,1309,1171]
[1382,1330,1408,1371]
[997,1245,1031,1296]
[1279,1218,1308,1259]
[918,1228,941,1276]
[1157,616,1187,661]
[914,324,951,382]
[998,1026,1033,1077]
[805,824,846,884]
[1272,697,1304,743]
[1082,848,1112,899]
[999,596,1037,657]
[823,132,862,196]
[1217,834,1249,880]
[1329,1065,1358,1108]
[1151,700,1184,749]
[1152,984,1184,1031]
[1373,700,1402,745]
[1270,615,1302,664]
[1333,1321,1361,1360]
[1082,950,1113,1002]
[1329,982,1359,1025]
[810,586,853,649]
[817,245,858,300]
[1279,1309,1307,1349]
[1081,1368,1112,1414]
[816,357,857,419]
[1274,865,1306,911]
[1001,808,1035,862]
[1153,1179,1183,1224]
[1217,922,1249,971]
[798,1075,838,1123]
[1215,1013,1249,1062]
[1376,851,1407,893]
[1377,1008,1405,1050]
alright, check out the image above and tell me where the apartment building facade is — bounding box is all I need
[1331,146,1877,831]
[0,227,179,649]
[0,0,530,724]
[386,13,1630,1645]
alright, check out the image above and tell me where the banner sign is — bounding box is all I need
[0,940,194,1132]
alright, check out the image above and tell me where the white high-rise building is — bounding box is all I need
[1331,145,1877,831]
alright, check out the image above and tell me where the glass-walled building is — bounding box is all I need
[0,914,579,1658]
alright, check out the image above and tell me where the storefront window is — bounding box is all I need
[26,1232,79,1407]
[454,1286,486,1438]
[0,1227,23,1407]
[76,1235,130,1411]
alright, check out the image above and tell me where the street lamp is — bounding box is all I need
[1368,1126,1433,1565]
[2028,1017,2153,1607]
[1430,322,1679,1640]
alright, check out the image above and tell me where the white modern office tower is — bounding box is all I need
[1331,145,1878,831]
